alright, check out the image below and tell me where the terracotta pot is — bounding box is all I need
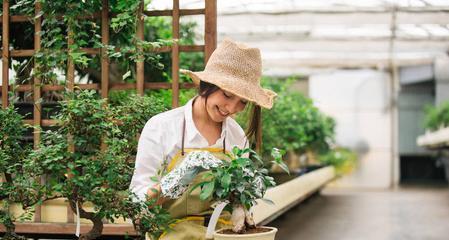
[213,226,278,240]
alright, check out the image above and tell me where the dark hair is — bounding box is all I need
[198,81,261,147]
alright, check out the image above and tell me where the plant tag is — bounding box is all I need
[205,201,229,239]
[76,201,80,237]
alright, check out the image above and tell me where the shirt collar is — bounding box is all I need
[184,97,227,143]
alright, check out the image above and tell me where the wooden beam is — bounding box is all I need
[143,8,204,17]
[11,49,35,57]
[204,0,217,64]
[220,6,449,16]
[33,2,42,150]
[179,45,204,52]
[171,0,180,108]
[67,26,75,91]
[136,0,145,96]
[0,223,137,236]
[2,0,10,108]
[101,0,110,99]
[34,3,43,221]
[0,12,107,23]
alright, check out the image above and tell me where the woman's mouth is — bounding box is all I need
[217,107,229,117]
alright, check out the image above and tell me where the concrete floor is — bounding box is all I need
[271,183,449,240]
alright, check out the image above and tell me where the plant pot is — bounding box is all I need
[213,226,277,240]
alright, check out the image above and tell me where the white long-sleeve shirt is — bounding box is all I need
[129,97,247,201]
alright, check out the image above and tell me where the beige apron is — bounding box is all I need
[155,119,233,240]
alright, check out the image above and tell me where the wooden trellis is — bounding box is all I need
[0,0,216,236]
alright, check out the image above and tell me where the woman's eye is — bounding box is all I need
[241,100,248,105]
[223,91,232,98]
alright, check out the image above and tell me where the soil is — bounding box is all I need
[218,226,272,235]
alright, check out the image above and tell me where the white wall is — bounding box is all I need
[309,69,392,189]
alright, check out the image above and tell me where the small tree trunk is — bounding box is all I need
[69,200,104,240]
[0,210,26,240]
[231,204,246,233]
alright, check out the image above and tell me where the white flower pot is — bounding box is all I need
[213,226,278,240]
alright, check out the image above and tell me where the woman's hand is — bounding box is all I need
[159,151,223,199]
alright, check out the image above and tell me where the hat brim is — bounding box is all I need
[180,69,276,109]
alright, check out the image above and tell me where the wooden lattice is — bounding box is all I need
[0,0,217,236]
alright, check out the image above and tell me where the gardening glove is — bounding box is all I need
[160,151,223,199]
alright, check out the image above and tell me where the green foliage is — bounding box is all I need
[318,147,357,176]
[123,195,175,240]
[237,77,336,156]
[424,101,449,131]
[194,147,288,210]
[0,106,28,173]
[22,90,170,239]
[146,89,197,109]
[6,0,169,85]
[143,17,204,84]
[0,105,33,239]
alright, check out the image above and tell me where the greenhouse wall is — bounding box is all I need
[435,56,449,105]
[309,69,392,188]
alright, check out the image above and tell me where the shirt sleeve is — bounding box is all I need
[129,118,165,201]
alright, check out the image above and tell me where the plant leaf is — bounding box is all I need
[200,181,215,200]
[221,173,231,189]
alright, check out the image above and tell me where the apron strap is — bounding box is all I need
[182,118,186,156]
[181,117,226,156]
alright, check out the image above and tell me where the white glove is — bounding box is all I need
[160,151,223,199]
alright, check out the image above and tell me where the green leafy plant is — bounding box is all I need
[318,147,357,176]
[23,90,170,239]
[237,77,335,159]
[424,101,449,131]
[0,105,34,240]
[193,147,288,233]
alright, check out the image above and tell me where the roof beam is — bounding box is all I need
[220,6,449,15]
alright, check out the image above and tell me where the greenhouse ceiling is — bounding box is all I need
[149,0,449,75]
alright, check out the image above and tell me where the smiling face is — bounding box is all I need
[204,88,248,123]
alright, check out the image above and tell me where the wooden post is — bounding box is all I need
[67,26,75,91]
[2,0,10,108]
[66,21,76,222]
[136,0,145,96]
[204,0,217,63]
[33,2,42,149]
[33,1,43,223]
[101,0,110,99]
[171,0,180,107]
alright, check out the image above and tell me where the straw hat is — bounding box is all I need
[180,38,276,109]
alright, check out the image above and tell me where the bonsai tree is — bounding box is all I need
[25,90,171,239]
[194,147,289,234]
[0,105,33,240]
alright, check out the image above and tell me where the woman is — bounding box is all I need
[130,38,276,239]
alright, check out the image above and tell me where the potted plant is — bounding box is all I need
[193,147,289,240]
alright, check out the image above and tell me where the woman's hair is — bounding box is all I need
[198,81,261,145]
